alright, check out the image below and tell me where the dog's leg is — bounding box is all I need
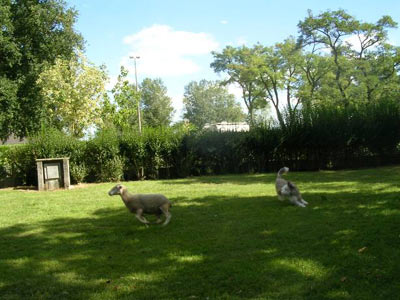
[294,200,306,207]
[277,194,285,201]
[301,199,308,205]
[289,196,306,207]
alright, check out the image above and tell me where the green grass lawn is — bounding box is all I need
[0,166,400,300]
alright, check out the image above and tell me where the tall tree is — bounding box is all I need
[297,9,398,105]
[183,80,245,129]
[298,51,333,106]
[212,39,305,129]
[297,9,360,104]
[211,46,265,126]
[101,67,141,131]
[253,38,304,128]
[140,78,174,127]
[0,0,83,140]
[37,53,107,137]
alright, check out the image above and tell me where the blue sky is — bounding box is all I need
[66,0,400,121]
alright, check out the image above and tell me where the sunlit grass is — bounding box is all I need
[0,165,399,299]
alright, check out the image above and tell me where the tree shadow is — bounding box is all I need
[0,186,399,299]
[160,165,400,188]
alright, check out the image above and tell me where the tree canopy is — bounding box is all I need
[211,9,400,128]
[101,67,141,132]
[140,78,174,127]
[183,80,246,129]
[37,53,107,137]
[0,0,84,140]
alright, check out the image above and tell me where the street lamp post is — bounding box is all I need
[129,55,142,135]
[130,55,144,179]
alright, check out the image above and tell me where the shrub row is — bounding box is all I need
[1,100,399,187]
[0,126,189,186]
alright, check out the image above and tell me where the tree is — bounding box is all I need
[183,80,246,129]
[101,67,141,131]
[212,39,305,129]
[253,38,305,128]
[297,9,398,105]
[210,9,400,131]
[0,0,83,140]
[211,46,265,126]
[37,53,108,137]
[140,78,174,127]
[297,51,333,106]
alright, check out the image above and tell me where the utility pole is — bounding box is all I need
[129,55,144,179]
[129,56,142,134]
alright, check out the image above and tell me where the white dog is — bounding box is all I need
[275,167,308,207]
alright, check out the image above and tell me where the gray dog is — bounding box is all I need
[275,167,308,207]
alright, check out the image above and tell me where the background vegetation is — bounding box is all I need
[1,3,399,187]
[1,96,399,187]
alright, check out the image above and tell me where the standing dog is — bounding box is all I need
[275,167,308,207]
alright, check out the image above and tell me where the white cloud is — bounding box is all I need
[122,24,219,77]
[220,20,228,25]
[345,34,383,53]
[105,75,118,91]
[311,34,379,55]
[225,36,249,47]
[227,83,243,100]
[170,93,184,122]
[235,36,249,46]
[344,34,363,53]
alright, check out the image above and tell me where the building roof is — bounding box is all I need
[204,122,250,132]
[2,134,27,145]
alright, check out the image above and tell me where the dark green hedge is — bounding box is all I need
[1,100,399,187]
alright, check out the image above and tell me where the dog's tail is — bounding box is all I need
[277,167,289,178]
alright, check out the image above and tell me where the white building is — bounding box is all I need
[2,134,27,145]
[203,121,250,132]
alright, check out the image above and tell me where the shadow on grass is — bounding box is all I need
[0,189,399,299]
[161,165,400,188]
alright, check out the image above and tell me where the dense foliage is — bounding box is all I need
[183,80,246,128]
[0,0,84,140]
[1,7,400,188]
[1,98,399,187]
[140,78,174,127]
[37,53,108,137]
[211,10,400,128]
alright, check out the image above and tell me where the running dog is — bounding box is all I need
[275,167,308,207]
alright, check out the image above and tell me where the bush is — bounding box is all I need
[184,130,247,175]
[119,129,145,180]
[3,98,400,188]
[119,126,187,180]
[28,128,87,185]
[70,163,88,184]
[85,127,123,182]
[97,156,124,182]
[0,146,11,179]
[142,127,185,179]
[0,145,19,187]
[1,144,35,186]
[243,125,281,173]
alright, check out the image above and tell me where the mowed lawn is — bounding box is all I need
[0,166,399,300]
